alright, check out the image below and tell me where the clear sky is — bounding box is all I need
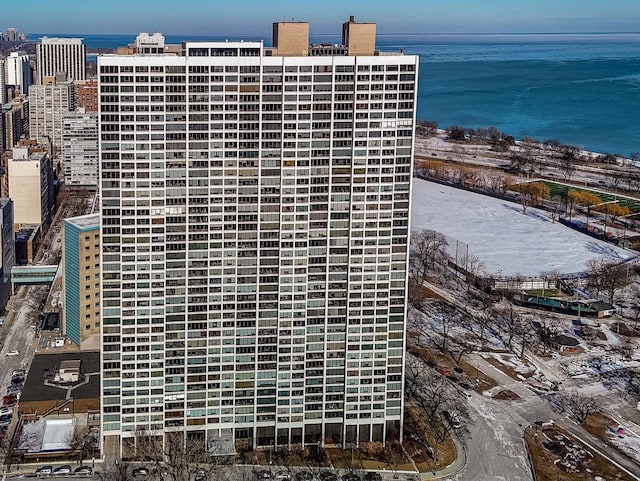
[4,0,640,35]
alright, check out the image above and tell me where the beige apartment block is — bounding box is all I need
[8,145,54,229]
[342,16,376,56]
[272,22,309,56]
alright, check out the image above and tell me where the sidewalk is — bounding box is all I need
[420,435,466,480]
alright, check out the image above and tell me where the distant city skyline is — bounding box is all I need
[3,0,640,35]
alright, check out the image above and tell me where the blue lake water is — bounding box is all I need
[34,32,640,155]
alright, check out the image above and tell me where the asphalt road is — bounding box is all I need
[452,392,533,481]
[0,286,38,390]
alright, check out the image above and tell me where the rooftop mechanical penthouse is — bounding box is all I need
[98,17,418,456]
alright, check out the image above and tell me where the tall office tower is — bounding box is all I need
[99,20,417,456]
[7,51,32,95]
[63,213,101,347]
[29,82,75,154]
[63,109,98,185]
[0,58,6,105]
[36,37,86,85]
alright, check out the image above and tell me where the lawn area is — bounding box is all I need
[404,407,458,473]
[541,181,640,213]
[406,340,499,394]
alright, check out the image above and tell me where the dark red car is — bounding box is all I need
[2,394,16,406]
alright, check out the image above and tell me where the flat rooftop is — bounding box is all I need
[65,213,99,229]
[20,351,100,403]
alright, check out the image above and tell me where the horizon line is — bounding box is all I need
[25,30,640,37]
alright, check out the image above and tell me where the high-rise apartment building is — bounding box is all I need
[29,81,75,154]
[36,37,86,85]
[99,21,417,456]
[63,213,101,347]
[63,109,98,185]
[0,199,14,312]
[75,80,99,112]
[6,51,32,95]
[0,58,6,105]
[0,96,29,152]
[8,145,54,228]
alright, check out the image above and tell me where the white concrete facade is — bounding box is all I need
[7,51,32,95]
[63,110,98,185]
[36,37,86,84]
[99,40,417,452]
[29,82,75,155]
[0,59,6,105]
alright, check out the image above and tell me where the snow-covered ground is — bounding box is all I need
[609,432,640,464]
[411,179,635,276]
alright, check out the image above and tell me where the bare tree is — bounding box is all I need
[533,318,560,356]
[494,302,521,350]
[404,355,469,455]
[515,320,538,359]
[133,430,218,481]
[97,460,133,481]
[548,195,564,223]
[438,314,454,353]
[586,258,632,305]
[460,252,486,291]
[410,229,449,286]
[416,120,438,137]
[487,172,511,195]
[563,390,599,425]
[558,153,577,181]
[473,294,499,344]
[66,425,99,466]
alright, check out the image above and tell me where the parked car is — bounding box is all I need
[35,465,53,475]
[132,467,150,478]
[2,394,17,406]
[5,350,19,356]
[275,471,293,481]
[342,474,361,481]
[74,466,93,475]
[6,385,22,395]
[319,472,337,481]
[53,465,72,475]
[11,376,24,385]
[11,369,25,377]
[256,470,272,479]
[442,410,461,429]
[194,468,207,481]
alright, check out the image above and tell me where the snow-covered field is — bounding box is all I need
[411,179,635,276]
